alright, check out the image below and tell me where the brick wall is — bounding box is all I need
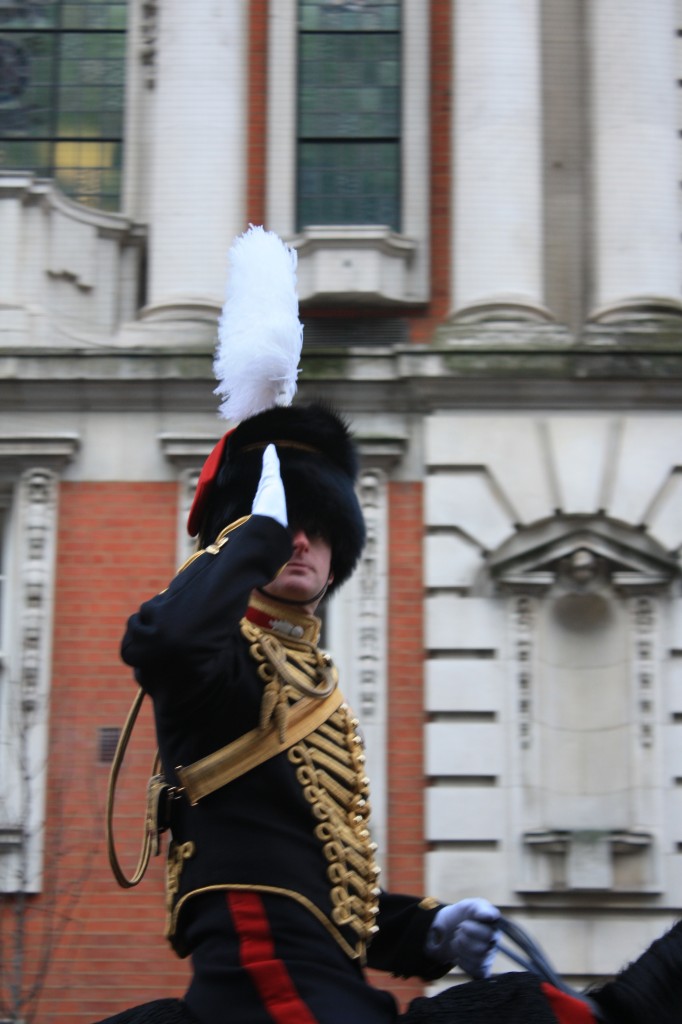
[30,482,189,1023]
[411,0,452,342]
[247,0,268,226]
[367,480,426,1010]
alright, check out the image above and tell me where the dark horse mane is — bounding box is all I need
[590,918,682,1024]
[402,918,682,1024]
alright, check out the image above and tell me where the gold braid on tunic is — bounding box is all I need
[240,595,381,959]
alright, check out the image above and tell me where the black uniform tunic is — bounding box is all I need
[121,515,448,1024]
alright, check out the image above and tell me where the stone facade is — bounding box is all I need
[1,0,682,1018]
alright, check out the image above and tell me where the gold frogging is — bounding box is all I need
[241,614,381,961]
[288,703,381,958]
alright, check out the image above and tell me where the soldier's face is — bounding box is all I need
[263,528,334,611]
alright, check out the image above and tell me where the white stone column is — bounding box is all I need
[451,0,548,321]
[144,1,248,317]
[589,0,682,321]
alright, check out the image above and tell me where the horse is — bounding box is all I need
[94,916,682,1024]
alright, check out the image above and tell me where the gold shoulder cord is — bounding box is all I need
[105,517,249,888]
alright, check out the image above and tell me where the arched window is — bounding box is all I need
[0,0,127,211]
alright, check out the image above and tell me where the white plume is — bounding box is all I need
[213,225,303,422]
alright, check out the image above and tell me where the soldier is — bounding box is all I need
[110,400,500,1024]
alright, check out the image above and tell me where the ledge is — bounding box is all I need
[291,225,424,305]
[0,434,80,473]
[159,433,220,471]
[449,298,556,325]
[0,171,146,242]
[3,329,682,414]
[588,297,682,325]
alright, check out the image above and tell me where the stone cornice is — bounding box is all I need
[3,328,682,412]
[0,434,80,474]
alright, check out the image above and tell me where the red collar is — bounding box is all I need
[245,594,321,644]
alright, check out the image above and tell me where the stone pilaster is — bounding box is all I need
[451,0,549,322]
[143,1,248,316]
[588,0,682,321]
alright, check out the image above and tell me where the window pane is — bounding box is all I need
[0,2,59,31]
[0,0,128,209]
[53,138,122,210]
[298,141,399,228]
[299,32,399,139]
[0,139,51,173]
[0,32,56,136]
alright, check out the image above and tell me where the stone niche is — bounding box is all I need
[489,516,679,895]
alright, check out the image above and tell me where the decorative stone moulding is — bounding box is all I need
[0,439,78,893]
[0,173,145,336]
[488,514,676,896]
[450,297,556,325]
[140,0,159,88]
[291,226,421,306]
[139,298,222,323]
[0,436,77,889]
[588,296,682,325]
[489,515,678,597]
[521,828,656,894]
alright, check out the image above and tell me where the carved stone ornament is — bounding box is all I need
[18,469,58,715]
[354,469,385,722]
[140,0,159,88]
[0,467,60,893]
[489,515,678,597]
[489,516,676,896]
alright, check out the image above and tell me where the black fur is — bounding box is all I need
[198,403,366,593]
[401,973,560,1023]
[590,919,682,1024]
[93,999,197,1023]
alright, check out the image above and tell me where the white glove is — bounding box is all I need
[251,444,288,527]
[424,898,500,979]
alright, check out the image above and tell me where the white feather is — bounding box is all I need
[213,225,303,422]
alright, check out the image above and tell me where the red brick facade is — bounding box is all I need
[377,481,427,1011]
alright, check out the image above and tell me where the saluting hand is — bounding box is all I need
[251,444,288,528]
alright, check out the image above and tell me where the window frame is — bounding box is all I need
[296,4,402,232]
[266,0,430,305]
[0,0,128,212]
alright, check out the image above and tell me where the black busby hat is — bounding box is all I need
[194,403,365,592]
[187,226,365,593]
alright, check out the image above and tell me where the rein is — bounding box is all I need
[498,917,605,1020]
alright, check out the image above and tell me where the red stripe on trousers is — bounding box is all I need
[227,891,321,1024]
[541,982,597,1024]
